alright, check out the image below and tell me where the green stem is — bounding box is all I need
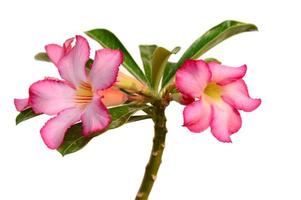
[135,101,167,200]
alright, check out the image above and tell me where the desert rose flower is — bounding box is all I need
[15,35,126,149]
[175,60,261,142]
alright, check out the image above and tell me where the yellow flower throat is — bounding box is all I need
[204,83,222,100]
[75,82,93,105]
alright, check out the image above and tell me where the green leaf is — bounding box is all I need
[16,108,41,125]
[204,57,221,63]
[161,20,258,88]
[139,45,157,88]
[85,29,147,84]
[127,115,151,123]
[57,104,149,156]
[152,47,180,92]
[34,52,50,62]
[163,62,176,79]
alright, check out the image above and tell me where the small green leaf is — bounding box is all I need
[85,29,147,84]
[139,45,157,88]
[34,52,50,62]
[57,104,149,156]
[152,47,180,92]
[16,108,41,125]
[204,57,221,63]
[163,62,176,79]
[161,20,258,88]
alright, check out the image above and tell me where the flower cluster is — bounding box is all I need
[15,29,260,150]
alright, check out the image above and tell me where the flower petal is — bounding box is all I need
[41,107,82,149]
[14,98,30,111]
[210,102,242,142]
[89,49,123,91]
[57,35,89,87]
[45,37,74,66]
[29,79,76,115]
[183,99,212,133]
[222,79,261,112]
[45,44,64,66]
[208,61,247,85]
[176,60,211,98]
[81,98,111,136]
[63,37,74,52]
[98,86,128,107]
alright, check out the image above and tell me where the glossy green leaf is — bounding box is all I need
[85,29,147,83]
[57,104,149,156]
[139,45,157,88]
[152,47,180,92]
[34,52,50,62]
[16,108,41,125]
[161,20,258,88]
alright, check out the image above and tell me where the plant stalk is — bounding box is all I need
[135,101,167,200]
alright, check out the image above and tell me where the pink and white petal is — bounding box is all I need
[89,49,123,91]
[222,79,261,112]
[29,79,76,115]
[57,35,90,87]
[183,99,212,133]
[14,98,30,111]
[63,37,74,52]
[81,98,111,136]
[41,107,82,149]
[208,61,247,85]
[210,102,242,142]
[98,86,128,107]
[45,44,64,66]
[176,60,211,98]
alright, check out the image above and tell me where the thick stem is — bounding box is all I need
[135,101,167,200]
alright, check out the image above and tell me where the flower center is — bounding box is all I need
[204,83,221,100]
[75,82,93,106]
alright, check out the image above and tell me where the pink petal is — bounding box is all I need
[208,61,247,85]
[45,37,74,66]
[29,79,76,115]
[41,107,82,149]
[57,35,89,87]
[98,86,128,107]
[81,98,111,136]
[222,79,261,112]
[175,60,211,98]
[210,102,242,142]
[45,44,64,66]
[89,49,123,91]
[63,37,74,52]
[14,98,30,111]
[183,99,212,133]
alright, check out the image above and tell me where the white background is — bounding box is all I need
[1,0,301,199]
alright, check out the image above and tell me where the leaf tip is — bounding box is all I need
[172,46,181,54]
[34,52,50,62]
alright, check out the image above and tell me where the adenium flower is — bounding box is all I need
[15,35,126,149]
[175,60,261,142]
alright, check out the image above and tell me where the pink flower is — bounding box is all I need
[15,35,126,149]
[175,60,261,142]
